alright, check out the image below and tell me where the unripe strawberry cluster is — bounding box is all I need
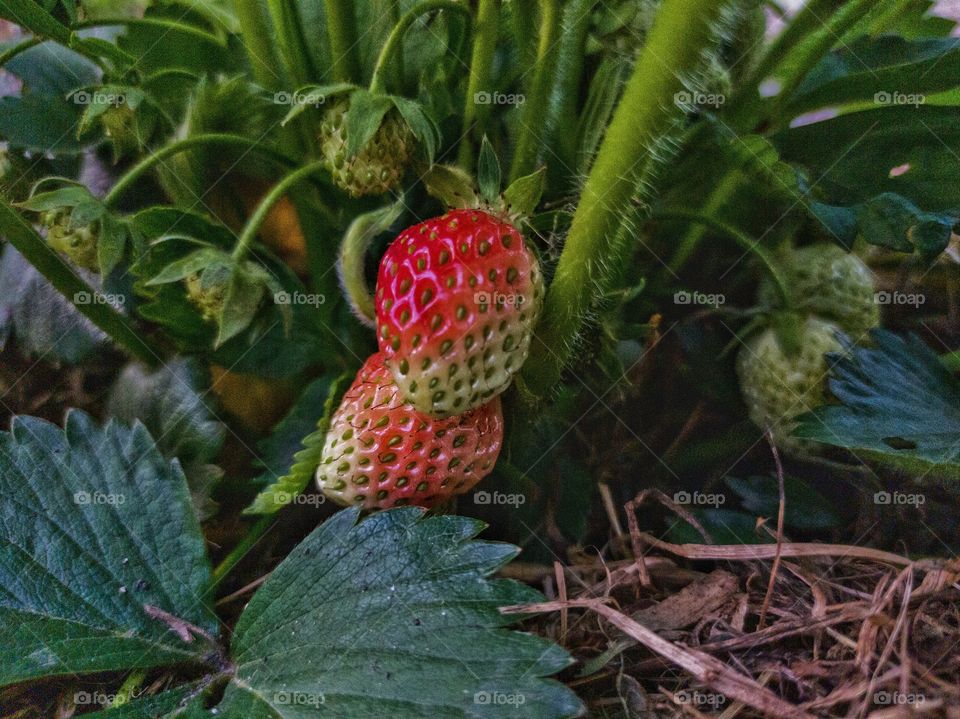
[737,245,879,450]
[317,209,543,509]
[41,208,99,270]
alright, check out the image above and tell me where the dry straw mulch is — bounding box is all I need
[503,486,960,718]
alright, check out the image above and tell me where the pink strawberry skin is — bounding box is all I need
[316,353,503,509]
[375,209,542,417]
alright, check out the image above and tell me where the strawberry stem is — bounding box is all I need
[103,133,296,209]
[369,0,471,95]
[323,0,362,83]
[338,203,405,327]
[507,0,560,183]
[458,0,501,170]
[522,0,729,396]
[232,161,331,262]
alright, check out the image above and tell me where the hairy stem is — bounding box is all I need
[233,0,285,88]
[522,0,727,396]
[324,0,362,82]
[370,0,470,95]
[508,0,560,182]
[103,134,294,209]
[72,17,224,46]
[0,199,164,366]
[232,161,330,261]
[458,0,501,169]
[338,203,404,327]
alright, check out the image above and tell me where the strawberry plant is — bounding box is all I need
[1,0,959,717]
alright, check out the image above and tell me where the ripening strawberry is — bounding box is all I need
[375,209,542,417]
[759,244,879,341]
[736,317,845,450]
[316,352,503,509]
[319,100,414,197]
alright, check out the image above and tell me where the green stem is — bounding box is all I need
[72,17,224,46]
[232,161,330,262]
[653,210,792,308]
[338,202,404,326]
[369,0,470,95]
[268,0,317,86]
[511,0,537,68]
[324,0,362,83]
[0,36,42,68]
[0,199,163,366]
[386,0,404,90]
[110,670,146,708]
[103,134,293,209]
[668,171,741,272]
[458,0,500,169]
[233,0,285,88]
[521,0,727,396]
[508,0,560,183]
[207,515,275,598]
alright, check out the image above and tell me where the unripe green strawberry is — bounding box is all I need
[759,244,879,340]
[375,209,543,417]
[316,352,503,509]
[184,264,231,322]
[319,100,414,197]
[43,209,99,270]
[736,317,845,450]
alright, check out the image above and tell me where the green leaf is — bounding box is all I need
[97,212,127,276]
[725,475,841,530]
[808,192,957,257]
[345,88,394,157]
[0,411,217,687]
[775,106,960,211]
[795,331,960,478]
[17,185,94,211]
[390,95,439,161]
[145,247,229,285]
[215,508,584,718]
[82,683,207,718]
[278,82,356,126]
[477,136,502,204]
[503,167,547,218]
[788,37,960,116]
[215,264,266,347]
[106,359,226,519]
[245,372,350,514]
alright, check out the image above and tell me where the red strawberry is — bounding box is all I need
[316,352,503,509]
[375,209,542,417]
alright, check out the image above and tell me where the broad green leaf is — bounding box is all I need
[808,192,957,257]
[0,411,217,687]
[17,185,95,211]
[390,95,439,161]
[215,264,266,347]
[145,247,230,285]
[83,683,207,718]
[245,372,350,514]
[788,36,960,116]
[795,331,960,478]
[775,106,960,211]
[725,475,841,530]
[477,136,502,204]
[214,508,584,718]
